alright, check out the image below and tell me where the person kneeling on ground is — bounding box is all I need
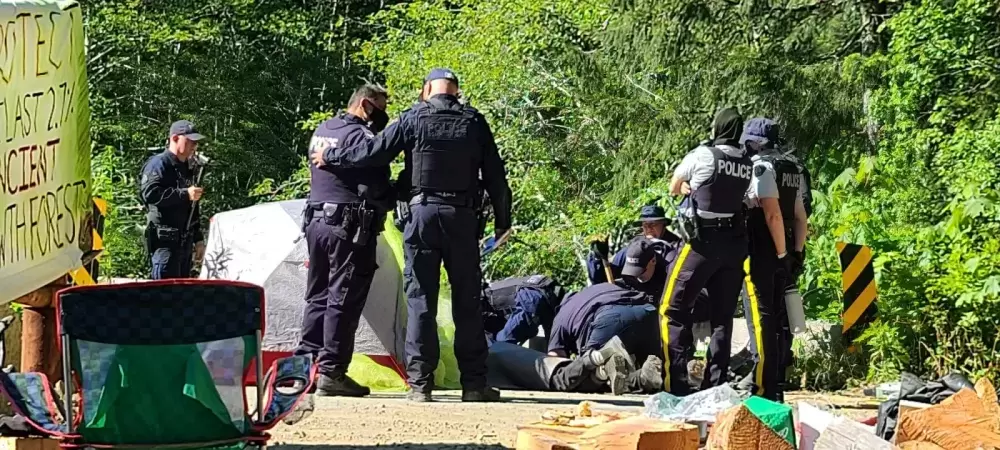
[547,238,664,388]
[488,336,662,395]
[481,274,568,346]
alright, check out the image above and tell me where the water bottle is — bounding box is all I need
[784,286,806,334]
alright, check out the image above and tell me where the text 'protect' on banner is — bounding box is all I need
[0,1,94,304]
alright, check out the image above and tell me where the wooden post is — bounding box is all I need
[14,278,68,384]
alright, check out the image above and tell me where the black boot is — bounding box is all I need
[461,387,501,402]
[316,373,370,397]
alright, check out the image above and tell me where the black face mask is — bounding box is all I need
[367,107,389,133]
[622,275,646,289]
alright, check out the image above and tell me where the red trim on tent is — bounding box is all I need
[243,351,407,386]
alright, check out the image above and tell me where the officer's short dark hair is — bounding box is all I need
[349,84,388,107]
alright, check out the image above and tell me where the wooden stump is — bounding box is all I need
[706,405,794,450]
[515,430,577,450]
[577,416,699,450]
[896,388,1000,450]
[15,280,66,385]
[0,437,59,450]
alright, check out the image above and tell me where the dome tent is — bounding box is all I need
[200,199,461,390]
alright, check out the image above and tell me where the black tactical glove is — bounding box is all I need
[791,250,805,278]
[777,253,794,279]
[589,237,610,260]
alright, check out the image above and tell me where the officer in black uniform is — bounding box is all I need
[740,118,808,401]
[140,120,206,280]
[295,84,392,397]
[481,274,566,346]
[661,107,752,395]
[312,69,512,403]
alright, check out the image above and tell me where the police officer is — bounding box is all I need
[294,84,392,397]
[740,118,808,401]
[548,239,665,392]
[140,120,206,279]
[482,274,566,346]
[312,69,512,403]
[588,205,679,287]
[661,107,752,395]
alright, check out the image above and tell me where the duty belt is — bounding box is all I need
[409,192,475,208]
[699,216,743,228]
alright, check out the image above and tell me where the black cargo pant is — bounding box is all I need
[295,206,378,376]
[743,217,794,401]
[146,224,193,279]
[660,226,747,395]
[403,201,487,392]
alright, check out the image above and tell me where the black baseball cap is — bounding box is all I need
[169,120,205,141]
[424,68,460,86]
[622,237,656,277]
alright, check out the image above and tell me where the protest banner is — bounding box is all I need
[0,1,93,304]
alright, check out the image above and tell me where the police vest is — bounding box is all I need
[692,146,753,214]
[485,275,559,312]
[308,116,391,205]
[771,157,802,221]
[799,164,813,218]
[411,99,482,195]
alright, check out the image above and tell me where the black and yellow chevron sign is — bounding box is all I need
[69,198,108,286]
[837,242,878,338]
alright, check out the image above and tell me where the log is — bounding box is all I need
[975,378,1000,433]
[814,417,898,450]
[517,423,588,445]
[896,388,1000,450]
[706,405,794,450]
[897,442,946,450]
[0,437,60,450]
[515,430,577,450]
[577,416,699,450]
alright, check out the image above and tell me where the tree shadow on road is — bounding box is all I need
[272,445,507,450]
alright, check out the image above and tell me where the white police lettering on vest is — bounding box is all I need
[781,173,801,188]
[717,160,752,179]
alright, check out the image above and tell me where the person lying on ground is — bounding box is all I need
[487,337,662,395]
[548,238,663,366]
[481,274,569,346]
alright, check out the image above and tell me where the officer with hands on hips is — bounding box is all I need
[312,68,512,403]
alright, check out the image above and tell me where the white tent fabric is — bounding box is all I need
[198,199,405,365]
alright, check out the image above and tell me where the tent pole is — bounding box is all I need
[61,334,73,433]
[255,329,264,423]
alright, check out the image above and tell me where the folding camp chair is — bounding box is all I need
[0,280,316,449]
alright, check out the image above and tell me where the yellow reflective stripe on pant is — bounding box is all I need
[659,243,692,389]
[743,258,766,396]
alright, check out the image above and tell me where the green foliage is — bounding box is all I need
[828,0,1000,382]
[87,0,1000,384]
[84,0,391,278]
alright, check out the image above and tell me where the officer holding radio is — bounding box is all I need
[294,84,393,397]
[660,107,753,395]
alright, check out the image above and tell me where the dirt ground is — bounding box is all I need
[266,390,881,450]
